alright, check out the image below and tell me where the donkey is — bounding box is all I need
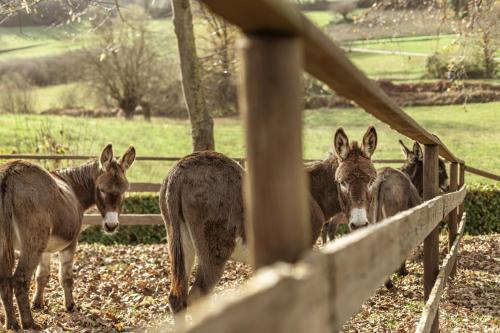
[399,140,449,195]
[332,126,421,287]
[160,151,327,314]
[0,144,136,330]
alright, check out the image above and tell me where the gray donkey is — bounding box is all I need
[332,126,421,287]
[160,151,327,314]
[0,144,135,330]
[399,140,449,195]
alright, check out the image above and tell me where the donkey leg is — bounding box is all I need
[187,221,235,305]
[13,250,43,330]
[188,259,227,305]
[397,261,409,277]
[321,222,329,244]
[0,257,19,330]
[33,253,52,309]
[59,242,77,312]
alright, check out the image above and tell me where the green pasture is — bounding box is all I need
[1,102,498,184]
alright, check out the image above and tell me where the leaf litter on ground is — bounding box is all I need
[0,234,497,332]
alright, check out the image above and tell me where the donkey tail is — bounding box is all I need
[0,181,15,275]
[160,177,188,313]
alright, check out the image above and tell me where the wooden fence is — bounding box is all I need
[0,0,498,331]
[0,155,496,229]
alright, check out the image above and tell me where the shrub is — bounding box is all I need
[464,184,500,235]
[0,74,36,114]
[425,40,499,80]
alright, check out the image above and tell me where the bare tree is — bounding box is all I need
[197,3,238,115]
[82,8,166,119]
[466,0,499,78]
[171,0,215,151]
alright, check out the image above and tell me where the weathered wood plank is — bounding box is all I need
[323,196,444,331]
[129,183,161,192]
[448,163,459,278]
[423,144,440,333]
[465,165,500,181]
[202,0,302,35]
[442,185,467,218]
[171,261,330,333]
[83,214,163,225]
[239,35,310,267]
[459,163,465,219]
[416,213,467,333]
[3,154,498,181]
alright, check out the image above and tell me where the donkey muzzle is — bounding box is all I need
[349,208,369,231]
[103,212,119,234]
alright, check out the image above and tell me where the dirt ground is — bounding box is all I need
[0,234,498,332]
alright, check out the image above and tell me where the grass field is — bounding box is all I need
[1,102,498,184]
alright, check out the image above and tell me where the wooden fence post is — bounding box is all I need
[423,144,439,333]
[459,163,465,219]
[238,35,310,268]
[448,162,458,278]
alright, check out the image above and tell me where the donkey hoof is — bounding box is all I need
[65,302,78,312]
[22,321,41,331]
[384,279,394,289]
[398,267,409,277]
[168,292,187,314]
[33,299,45,310]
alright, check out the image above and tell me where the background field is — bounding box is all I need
[1,102,498,184]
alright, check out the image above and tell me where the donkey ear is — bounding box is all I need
[399,139,411,159]
[361,126,377,159]
[120,146,136,170]
[412,142,423,160]
[334,128,350,160]
[99,144,114,170]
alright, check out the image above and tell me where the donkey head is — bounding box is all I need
[400,140,449,194]
[95,144,136,234]
[334,126,378,231]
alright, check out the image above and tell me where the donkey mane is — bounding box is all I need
[53,159,101,210]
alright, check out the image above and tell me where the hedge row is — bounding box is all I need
[79,184,500,244]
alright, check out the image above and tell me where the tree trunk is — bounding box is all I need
[171,0,215,151]
[119,99,137,120]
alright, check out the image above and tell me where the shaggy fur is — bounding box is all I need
[160,151,329,314]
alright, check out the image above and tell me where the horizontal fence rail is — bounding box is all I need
[165,186,467,333]
[1,155,498,181]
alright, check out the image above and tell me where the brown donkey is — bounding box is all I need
[333,126,421,287]
[399,140,449,195]
[0,144,135,330]
[160,151,327,314]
